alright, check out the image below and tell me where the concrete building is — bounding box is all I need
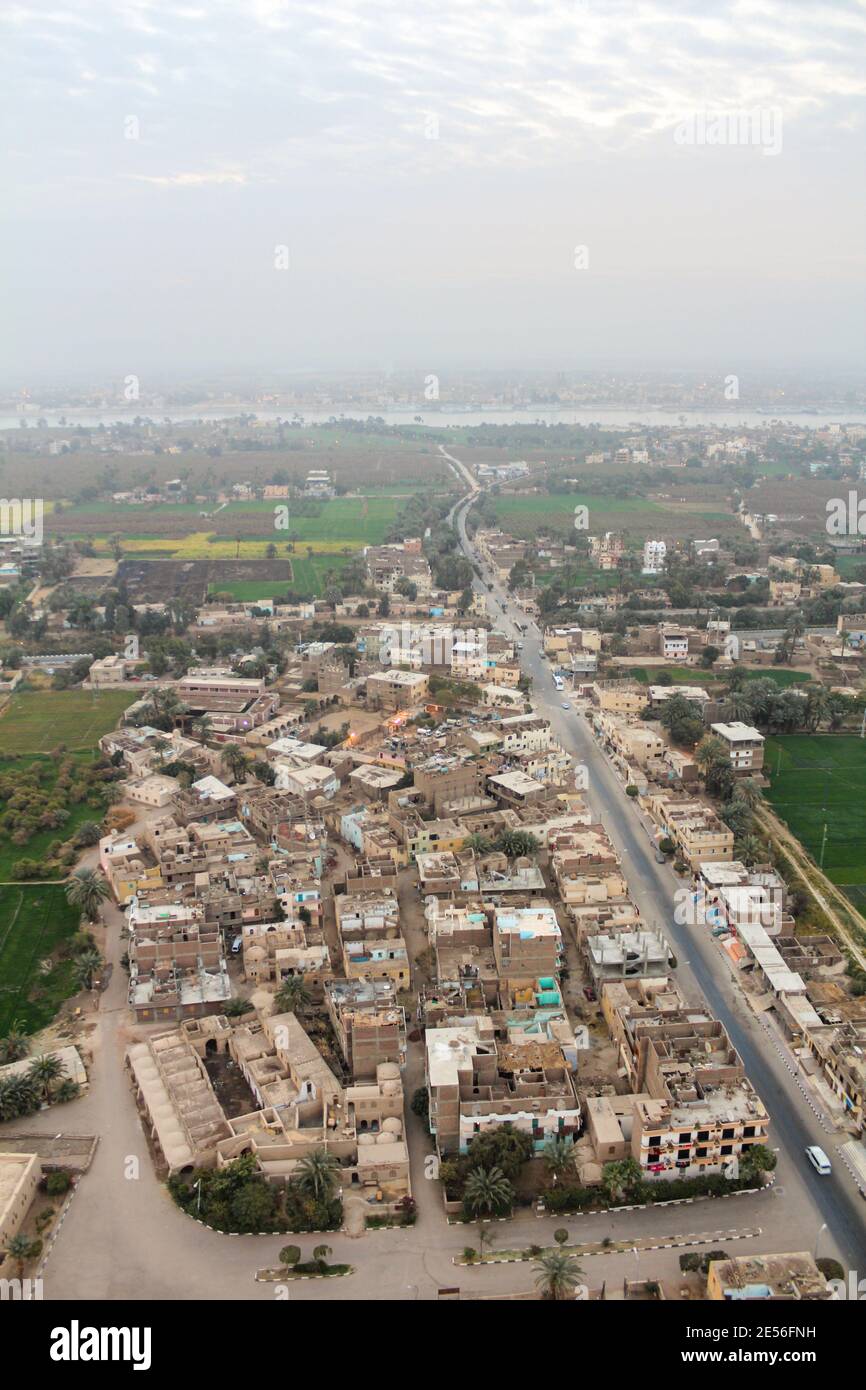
[0,1152,40,1250]
[710,721,765,774]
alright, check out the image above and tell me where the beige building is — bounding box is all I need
[0,1152,40,1250]
[710,721,765,773]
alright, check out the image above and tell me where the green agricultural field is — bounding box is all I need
[286,553,351,597]
[0,884,82,1035]
[628,667,710,686]
[490,492,739,542]
[764,735,866,913]
[0,690,131,754]
[737,668,812,688]
[207,580,289,603]
[233,495,400,544]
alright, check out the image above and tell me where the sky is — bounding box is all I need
[3,0,866,381]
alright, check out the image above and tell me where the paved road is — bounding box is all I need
[453,463,866,1276]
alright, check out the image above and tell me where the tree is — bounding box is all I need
[494,829,540,859]
[223,997,254,1017]
[192,713,213,742]
[312,1243,332,1268]
[275,976,312,1014]
[5,1232,36,1278]
[73,948,103,991]
[0,1027,30,1064]
[466,1123,532,1180]
[463,1164,514,1243]
[55,1079,81,1104]
[734,833,764,867]
[462,832,493,855]
[65,868,110,923]
[294,1149,340,1204]
[534,1250,584,1301]
[279,1244,301,1269]
[28,1052,65,1102]
[73,820,103,848]
[543,1135,575,1184]
[221,744,248,783]
[739,1144,777,1183]
[601,1157,642,1203]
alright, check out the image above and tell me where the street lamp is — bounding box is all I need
[813,1221,827,1261]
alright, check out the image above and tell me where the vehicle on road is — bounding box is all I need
[583,986,597,1002]
[654,849,667,863]
[553,675,565,691]
[561,701,571,710]
[806,1145,832,1175]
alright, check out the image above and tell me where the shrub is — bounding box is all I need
[45,1171,72,1197]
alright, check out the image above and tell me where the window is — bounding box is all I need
[721,1127,735,1140]
[697,1130,709,1142]
[696,1147,707,1159]
[678,1132,691,1144]
[649,1135,662,1147]
[720,1144,733,1156]
[743,1125,755,1138]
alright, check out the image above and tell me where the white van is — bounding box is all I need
[553,675,565,691]
[231,935,243,955]
[805,1145,832,1175]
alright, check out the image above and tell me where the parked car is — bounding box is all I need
[583,986,597,1002]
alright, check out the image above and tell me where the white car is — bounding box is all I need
[561,701,571,710]
[805,1145,831,1175]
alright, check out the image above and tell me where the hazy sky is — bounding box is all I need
[4,0,866,380]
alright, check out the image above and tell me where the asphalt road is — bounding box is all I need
[452,470,866,1276]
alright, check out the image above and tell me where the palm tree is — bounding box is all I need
[727,689,756,723]
[5,1233,35,1278]
[0,1026,30,1064]
[65,869,110,923]
[275,976,312,1014]
[463,1165,514,1250]
[494,830,540,860]
[733,777,762,810]
[694,735,728,776]
[1,1074,39,1118]
[462,833,493,855]
[0,1077,21,1121]
[312,1243,332,1268]
[28,1053,65,1102]
[54,1079,81,1104]
[192,713,213,742]
[735,833,764,867]
[805,685,831,732]
[74,948,103,991]
[294,1149,339,1204]
[543,1135,575,1184]
[221,743,248,784]
[534,1250,584,1301]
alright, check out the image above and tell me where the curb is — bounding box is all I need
[455,1226,762,1267]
